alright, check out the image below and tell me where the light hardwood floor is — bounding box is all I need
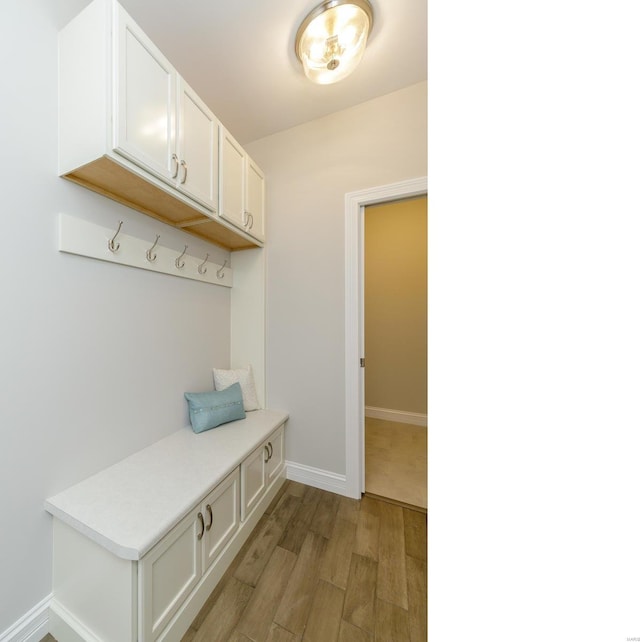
[42,481,427,642]
[182,481,426,641]
[365,418,427,510]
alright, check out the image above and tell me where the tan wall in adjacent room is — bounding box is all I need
[365,195,427,415]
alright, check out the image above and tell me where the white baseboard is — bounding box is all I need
[0,594,51,642]
[365,406,427,427]
[286,461,347,495]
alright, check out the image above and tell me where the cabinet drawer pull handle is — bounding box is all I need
[267,442,273,460]
[205,504,213,531]
[249,213,254,230]
[171,153,179,179]
[264,445,269,463]
[180,159,188,184]
[197,512,205,540]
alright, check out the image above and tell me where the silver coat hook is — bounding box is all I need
[198,253,209,275]
[108,220,123,253]
[146,234,160,263]
[175,245,188,269]
[216,259,229,278]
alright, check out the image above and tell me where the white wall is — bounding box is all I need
[246,81,427,475]
[0,2,231,633]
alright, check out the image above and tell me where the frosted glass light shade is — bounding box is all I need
[295,0,373,85]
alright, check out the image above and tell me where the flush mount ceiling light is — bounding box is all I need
[295,0,374,85]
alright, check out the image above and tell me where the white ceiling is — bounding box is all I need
[56,0,427,145]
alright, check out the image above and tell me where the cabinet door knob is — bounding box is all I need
[180,159,188,184]
[171,153,179,179]
[205,504,213,531]
[197,512,205,540]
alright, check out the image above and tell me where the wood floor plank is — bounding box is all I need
[270,492,303,531]
[342,554,377,634]
[302,485,323,503]
[235,546,297,642]
[354,495,380,561]
[265,480,291,515]
[403,508,427,562]
[266,623,301,642]
[301,580,345,642]
[192,577,254,642]
[338,620,373,642]
[375,598,410,642]
[406,555,427,642]
[286,481,307,498]
[274,531,328,635]
[278,489,321,554]
[227,632,253,642]
[181,627,197,642]
[337,496,360,524]
[234,493,301,586]
[376,500,408,610]
[319,517,357,589]
[309,490,340,538]
[233,515,286,587]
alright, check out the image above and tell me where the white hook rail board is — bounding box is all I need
[58,213,233,287]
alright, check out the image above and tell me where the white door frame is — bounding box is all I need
[344,176,428,498]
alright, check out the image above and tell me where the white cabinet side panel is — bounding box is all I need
[58,0,108,174]
[52,519,136,642]
[231,248,266,407]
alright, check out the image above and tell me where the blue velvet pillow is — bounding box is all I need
[184,383,246,433]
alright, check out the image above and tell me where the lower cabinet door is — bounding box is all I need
[139,507,202,640]
[266,426,285,486]
[241,442,268,521]
[202,468,240,570]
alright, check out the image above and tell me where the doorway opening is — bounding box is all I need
[344,176,427,500]
[363,196,427,509]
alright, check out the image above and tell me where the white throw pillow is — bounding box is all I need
[212,365,260,411]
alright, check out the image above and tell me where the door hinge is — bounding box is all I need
[360,358,365,368]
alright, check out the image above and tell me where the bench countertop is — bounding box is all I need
[44,409,289,560]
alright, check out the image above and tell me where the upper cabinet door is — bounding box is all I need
[245,156,265,242]
[113,3,176,183]
[177,78,219,212]
[219,127,246,230]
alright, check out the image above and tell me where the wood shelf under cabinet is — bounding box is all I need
[64,156,259,251]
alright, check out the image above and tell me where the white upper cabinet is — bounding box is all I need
[177,79,219,211]
[113,7,219,212]
[245,156,265,242]
[220,126,266,243]
[113,7,176,183]
[219,127,246,230]
[58,0,256,250]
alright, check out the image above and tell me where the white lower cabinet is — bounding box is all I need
[47,415,287,642]
[139,468,239,640]
[241,424,284,521]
